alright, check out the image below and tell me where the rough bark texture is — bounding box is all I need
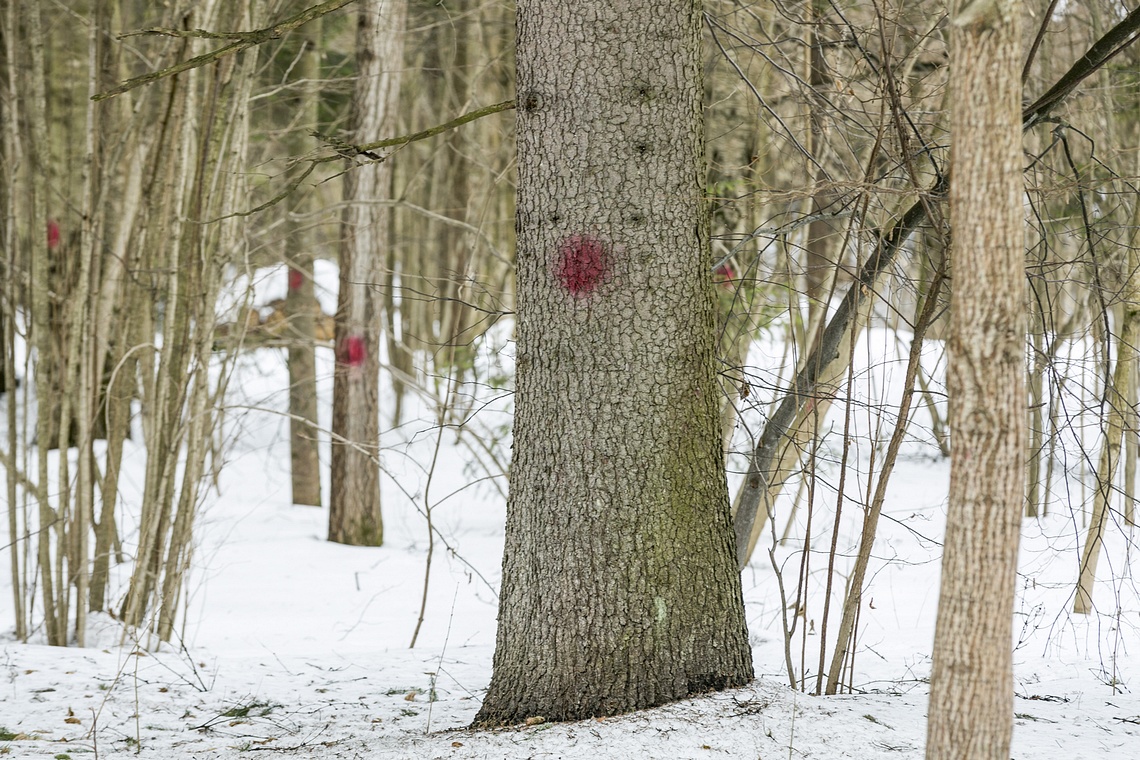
[475,0,754,725]
[926,3,1025,759]
[329,0,406,545]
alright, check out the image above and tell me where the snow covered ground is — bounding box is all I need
[2,271,1139,758]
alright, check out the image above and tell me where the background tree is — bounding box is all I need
[284,11,325,508]
[926,1,1025,758]
[329,0,407,545]
[475,0,754,724]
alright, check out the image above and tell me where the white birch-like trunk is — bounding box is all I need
[926,2,1025,757]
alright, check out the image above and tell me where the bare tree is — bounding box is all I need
[926,2,1025,758]
[284,12,324,508]
[329,0,407,545]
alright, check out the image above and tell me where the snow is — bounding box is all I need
[2,271,1139,758]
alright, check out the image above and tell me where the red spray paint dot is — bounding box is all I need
[339,333,367,368]
[47,220,61,250]
[555,234,610,297]
[287,267,304,292]
[714,262,736,289]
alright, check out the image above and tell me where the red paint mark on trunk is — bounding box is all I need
[339,333,366,368]
[555,234,609,296]
[47,220,61,250]
[287,267,304,292]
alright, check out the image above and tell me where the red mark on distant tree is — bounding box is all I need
[714,262,736,289]
[555,234,609,296]
[288,267,304,292]
[47,220,61,250]
[339,333,367,368]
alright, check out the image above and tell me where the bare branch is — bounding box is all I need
[1023,6,1140,126]
[317,99,517,158]
[92,0,357,102]
[213,100,516,220]
[1022,0,1063,83]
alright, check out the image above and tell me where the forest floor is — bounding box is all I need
[2,267,1138,759]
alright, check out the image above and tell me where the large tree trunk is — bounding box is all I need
[926,3,1025,759]
[329,0,406,546]
[475,0,754,725]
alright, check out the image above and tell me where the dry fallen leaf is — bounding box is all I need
[64,717,81,725]
[524,716,546,726]
[451,741,463,747]
[404,691,417,701]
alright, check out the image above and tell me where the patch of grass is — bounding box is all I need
[1014,712,1055,723]
[222,700,279,719]
[0,729,15,741]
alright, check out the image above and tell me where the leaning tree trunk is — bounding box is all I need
[475,0,754,725]
[329,0,406,546]
[1073,156,1140,612]
[926,2,1025,760]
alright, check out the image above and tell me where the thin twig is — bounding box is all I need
[93,0,357,101]
[214,101,516,221]
[1022,0,1062,83]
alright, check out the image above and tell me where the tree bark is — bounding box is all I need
[475,0,753,725]
[285,14,323,508]
[329,0,406,545]
[926,3,1024,759]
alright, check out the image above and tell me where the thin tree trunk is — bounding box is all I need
[329,0,407,546]
[120,39,196,630]
[736,284,878,566]
[926,3,1025,759]
[1,0,26,643]
[803,0,839,335]
[731,187,938,567]
[1026,311,1045,517]
[825,272,943,694]
[1073,163,1140,612]
[24,0,66,646]
[285,13,322,508]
